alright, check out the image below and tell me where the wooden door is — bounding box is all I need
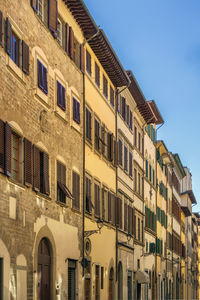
[37,238,51,300]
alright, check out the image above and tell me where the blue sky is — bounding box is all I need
[84,0,200,210]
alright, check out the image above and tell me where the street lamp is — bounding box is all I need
[84,218,104,238]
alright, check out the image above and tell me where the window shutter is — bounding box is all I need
[22,41,29,74]
[4,122,11,177]
[108,192,111,222]
[118,139,122,166]
[31,0,38,12]
[124,203,127,231]
[65,23,70,55]
[0,119,4,173]
[33,145,40,192]
[0,11,4,48]
[114,140,118,167]
[43,66,48,94]
[128,206,131,233]
[24,138,32,187]
[43,152,50,195]
[119,198,122,229]
[48,0,57,37]
[129,111,133,130]
[62,86,66,111]
[102,188,105,220]
[57,81,61,107]
[37,60,43,90]
[121,97,126,120]
[5,17,11,56]
[115,197,119,227]
[80,44,85,73]
[126,105,130,125]
[69,27,74,59]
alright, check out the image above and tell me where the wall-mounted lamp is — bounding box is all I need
[84,218,104,238]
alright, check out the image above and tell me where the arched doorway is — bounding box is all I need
[37,238,52,300]
[109,267,114,300]
[118,262,123,300]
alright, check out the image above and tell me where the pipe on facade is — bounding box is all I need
[82,70,86,277]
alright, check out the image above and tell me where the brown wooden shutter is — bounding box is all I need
[72,172,76,208]
[69,27,74,59]
[65,23,69,55]
[0,11,4,48]
[48,0,57,36]
[115,197,119,227]
[124,203,127,231]
[43,153,49,195]
[132,208,135,236]
[108,192,111,222]
[80,44,85,73]
[111,195,116,225]
[114,140,118,167]
[72,172,80,210]
[24,138,32,187]
[33,145,40,192]
[0,119,4,173]
[95,184,98,216]
[128,206,131,233]
[5,17,11,56]
[4,122,11,177]
[22,41,29,75]
[57,161,61,183]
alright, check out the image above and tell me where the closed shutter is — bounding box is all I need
[0,11,4,47]
[111,194,115,225]
[48,0,57,36]
[132,208,135,235]
[129,111,133,130]
[119,198,122,229]
[107,133,113,161]
[118,139,122,166]
[68,260,76,300]
[37,60,43,90]
[114,140,118,167]
[115,197,119,227]
[43,66,48,94]
[121,97,126,120]
[31,0,38,12]
[94,184,100,217]
[102,188,105,220]
[80,44,85,73]
[0,119,4,173]
[5,17,12,56]
[124,203,127,231]
[65,23,70,55]
[22,41,29,74]
[126,105,130,125]
[129,152,132,176]
[24,138,32,187]
[128,206,131,234]
[108,192,111,222]
[72,172,80,210]
[4,122,11,177]
[69,27,74,59]
[33,145,40,192]
[43,152,49,195]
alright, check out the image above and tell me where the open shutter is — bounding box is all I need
[80,44,85,73]
[108,192,111,222]
[48,0,57,37]
[69,27,74,59]
[0,119,4,173]
[65,23,69,55]
[62,86,66,111]
[115,197,119,227]
[124,203,127,231]
[31,0,38,12]
[43,66,48,94]
[24,138,32,187]
[102,188,105,220]
[132,208,135,236]
[33,145,40,192]
[37,60,43,90]
[111,194,116,225]
[43,152,50,195]
[114,140,118,167]
[22,41,29,74]
[4,122,11,177]
[0,11,4,47]
[5,17,11,56]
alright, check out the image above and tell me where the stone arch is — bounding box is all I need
[33,225,57,300]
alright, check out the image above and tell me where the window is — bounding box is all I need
[138,133,141,152]
[134,169,137,192]
[146,159,148,178]
[102,188,108,221]
[124,145,128,171]
[57,161,72,204]
[101,125,106,155]
[149,164,152,182]
[134,126,137,147]
[86,177,92,213]
[95,265,100,300]
[86,108,92,142]
[57,18,63,46]
[126,105,130,125]
[57,81,66,111]
[138,173,141,194]
[124,202,128,232]
[103,75,108,99]
[118,139,123,167]
[73,38,80,67]
[129,111,133,130]
[73,98,80,124]
[38,0,44,21]
[95,118,100,151]
[68,260,76,300]
[138,218,140,241]
[95,62,100,87]
[86,50,91,75]
[10,31,19,66]
[33,146,49,195]
[110,86,114,108]
[94,183,100,217]
[11,132,22,183]
[129,152,133,177]
[101,267,104,289]
[121,97,126,120]
[72,171,80,210]
[38,60,48,94]
[107,133,113,162]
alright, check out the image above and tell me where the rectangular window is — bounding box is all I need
[129,111,133,130]
[101,125,105,155]
[95,118,100,151]
[124,145,128,171]
[121,97,126,120]
[57,161,72,204]
[86,177,92,213]
[86,50,91,75]
[138,133,141,152]
[134,169,137,192]
[103,75,108,98]
[37,59,48,94]
[124,203,128,232]
[138,218,140,241]
[73,38,80,67]
[146,159,148,178]
[73,98,80,124]
[72,171,80,210]
[94,183,100,217]
[118,139,123,167]
[86,108,92,142]
[102,188,108,221]
[138,173,141,194]
[110,86,114,108]
[149,164,152,182]
[57,18,63,46]
[95,62,100,87]
[126,105,130,125]
[68,260,76,300]
[95,265,100,300]
[57,81,66,111]
[10,31,19,66]
[129,152,133,177]
[11,133,21,183]
[107,133,113,162]
[101,267,104,289]
[134,126,137,147]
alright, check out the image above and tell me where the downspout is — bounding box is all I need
[155,122,164,300]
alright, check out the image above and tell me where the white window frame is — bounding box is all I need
[57,18,62,46]
[38,0,44,22]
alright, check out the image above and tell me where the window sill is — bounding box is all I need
[35,87,49,108]
[56,199,71,208]
[8,177,26,191]
[36,192,51,201]
[54,109,67,123]
[71,120,81,134]
[6,56,26,84]
[85,138,92,149]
